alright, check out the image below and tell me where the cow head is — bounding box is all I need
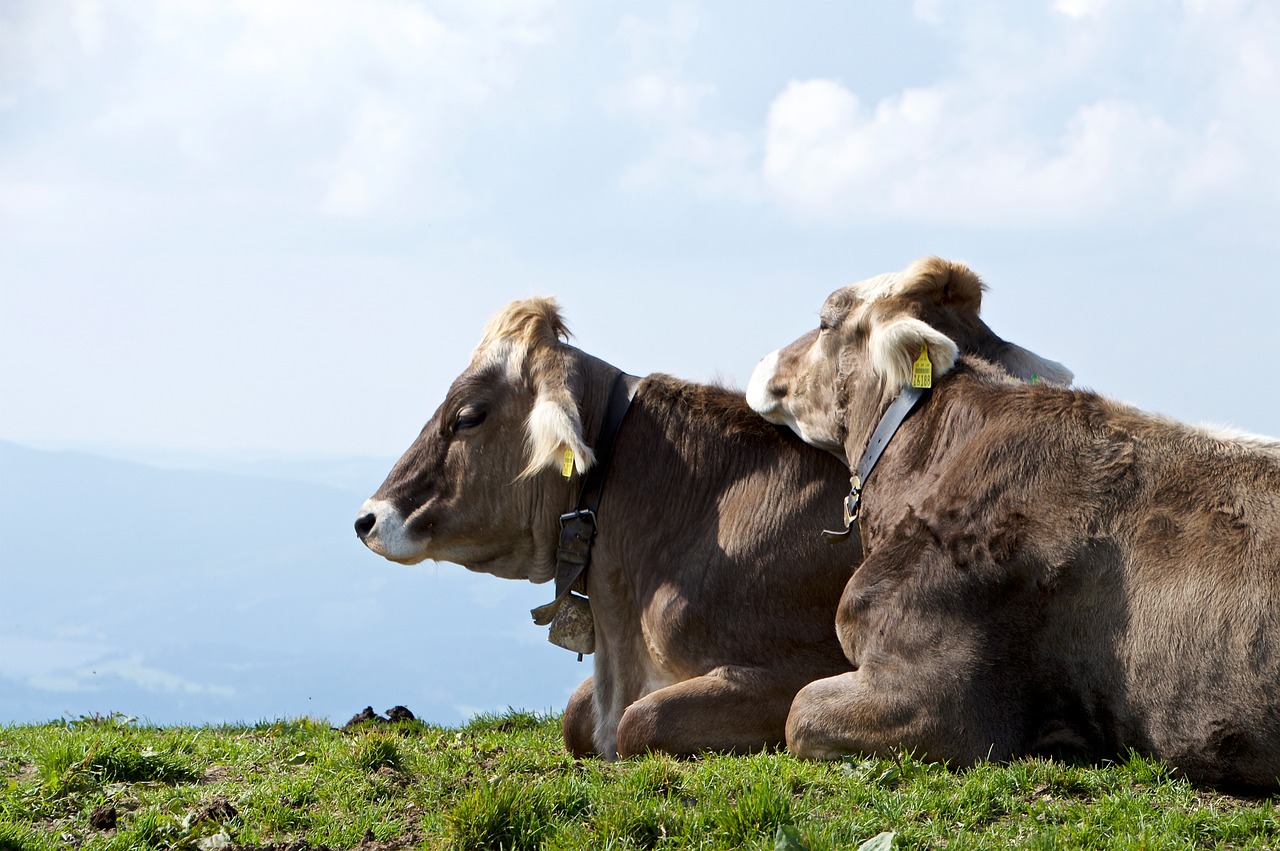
[747,257,1071,462]
[355,297,598,582]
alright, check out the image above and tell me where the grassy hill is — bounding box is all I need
[2,710,1278,850]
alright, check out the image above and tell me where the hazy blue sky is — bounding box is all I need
[3,1,1278,459]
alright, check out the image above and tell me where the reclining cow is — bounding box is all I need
[747,256,1280,788]
[355,297,856,758]
[354,295,1065,759]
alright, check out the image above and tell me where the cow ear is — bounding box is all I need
[996,342,1075,386]
[522,394,595,479]
[867,315,960,389]
[897,256,985,313]
[521,351,596,479]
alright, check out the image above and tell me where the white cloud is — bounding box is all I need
[606,5,758,200]
[609,72,714,127]
[761,77,1194,226]
[0,635,234,697]
[764,4,1280,226]
[93,655,237,697]
[620,126,758,201]
[1053,0,1110,20]
[0,0,565,239]
[615,2,1280,228]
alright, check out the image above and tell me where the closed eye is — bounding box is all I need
[454,407,487,431]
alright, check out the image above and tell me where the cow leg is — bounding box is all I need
[786,669,1015,767]
[614,666,799,758]
[562,676,598,758]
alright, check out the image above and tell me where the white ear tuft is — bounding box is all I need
[523,396,595,479]
[998,343,1074,386]
[868,316,960,389]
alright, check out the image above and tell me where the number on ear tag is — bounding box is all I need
[560,447,575,478]
[911,344,933,389]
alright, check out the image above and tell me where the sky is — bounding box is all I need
[2,0,1278,461]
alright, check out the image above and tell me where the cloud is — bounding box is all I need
[609,2,1280,229]
[0,0,565,240]
[609,72,714,127]
[766,4,1280,226]
[1053,0,1110,21]
[763,78,1183,226]
[605,6,759,201]
[0,635,234,696]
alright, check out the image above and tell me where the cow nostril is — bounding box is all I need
[355,513,377,539]
[768,382,788,399]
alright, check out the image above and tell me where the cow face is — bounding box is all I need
[748,257,1071,460]
[355,298,596,582]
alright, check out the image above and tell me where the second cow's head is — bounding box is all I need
[748,257,1072,462]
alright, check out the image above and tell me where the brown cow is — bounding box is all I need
[355,297,856,759]
[748,256,1280,788]
[355,294,1064,759]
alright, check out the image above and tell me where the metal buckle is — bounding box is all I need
[821,476,861,543]
[559,508,597,526]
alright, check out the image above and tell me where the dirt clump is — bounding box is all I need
[88,805,117,830]
[185,795,238,827]
[340,705,416,731]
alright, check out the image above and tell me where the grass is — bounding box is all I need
[1,710,1278,849]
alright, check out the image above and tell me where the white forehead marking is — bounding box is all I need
[471,338,526,382]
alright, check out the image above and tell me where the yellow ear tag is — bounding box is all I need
[911,343,933,389]
[560,446,575,479]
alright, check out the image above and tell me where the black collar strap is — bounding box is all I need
[822,384,930,542]
[531,370,641,629]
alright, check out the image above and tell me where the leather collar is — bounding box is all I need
[822,384,930,542]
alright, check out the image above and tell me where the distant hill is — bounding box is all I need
[0,440,585,726]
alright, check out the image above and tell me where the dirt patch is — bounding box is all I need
[340,705,416,731]
[202,763,243,785]
[185,795,238,828]
[89,805,117,831]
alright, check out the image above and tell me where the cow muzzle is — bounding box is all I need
[746,349,786,421]
[354,498,426,563]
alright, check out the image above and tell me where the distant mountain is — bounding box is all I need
[0,441,586,726]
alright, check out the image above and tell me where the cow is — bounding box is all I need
[355,297,856,759]
[354,294,1065,760]
[747,255,1280,788]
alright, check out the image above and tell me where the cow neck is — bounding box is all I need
[821,383,931,542]
[529,369,641,657]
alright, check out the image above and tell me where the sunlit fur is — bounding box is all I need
[475,296,571,355]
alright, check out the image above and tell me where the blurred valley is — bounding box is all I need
[0,441,584,726]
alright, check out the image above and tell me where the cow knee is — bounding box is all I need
[562,677,598,758]
[616,698,663,759]
[786,679,850,760]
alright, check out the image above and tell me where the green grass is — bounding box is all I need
[1,710,1278,849]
